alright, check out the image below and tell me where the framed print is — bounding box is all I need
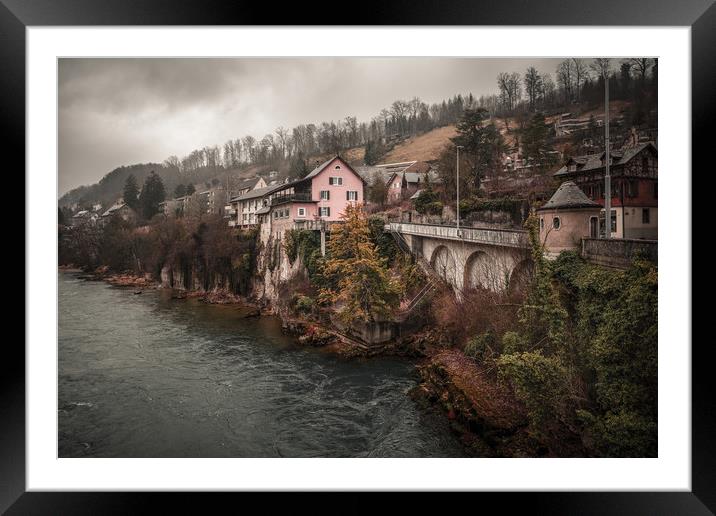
[4,0,713,512]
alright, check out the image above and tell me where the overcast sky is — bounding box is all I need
[58,57,562,195]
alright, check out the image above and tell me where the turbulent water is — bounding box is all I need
[58,273,466,457]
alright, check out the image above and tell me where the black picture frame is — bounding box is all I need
[3,0,712,513]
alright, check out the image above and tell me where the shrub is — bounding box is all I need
[501,331,527,355]
[497,351,571,431]
[293,294,315,315]
[464,331,497,360]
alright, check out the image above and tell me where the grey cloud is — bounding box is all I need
[59,57,563,195]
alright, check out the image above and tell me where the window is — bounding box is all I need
[319,207,330,217]
[552,217,561,230]
[329,177,343,186]
[642,208,650,224]
[320,190,330,200]
[346,191,358,201]
[540,217,544,229]
[654,182,658,199]
[297,207,306,217]
[334,165,341,170]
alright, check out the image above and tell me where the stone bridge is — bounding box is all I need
[386,222,534,294]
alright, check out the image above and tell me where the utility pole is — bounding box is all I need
[456,145,463,234]
[603,73,611,239]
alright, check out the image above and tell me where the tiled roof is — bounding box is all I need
[404,171,441,185]
[537,181,600,211]
[554,142,656,177]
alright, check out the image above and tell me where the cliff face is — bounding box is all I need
[252,233,309,310]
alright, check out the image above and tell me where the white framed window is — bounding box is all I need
[297,207,306,217]
[329,177,343,186]
[346,191,358,201]
[319,207,330,217]
[320,190,330,200]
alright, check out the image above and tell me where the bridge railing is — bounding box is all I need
[387,222,529,249]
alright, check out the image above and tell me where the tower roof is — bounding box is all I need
[537,181,600,211]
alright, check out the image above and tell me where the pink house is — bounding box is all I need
[260,155,366,239]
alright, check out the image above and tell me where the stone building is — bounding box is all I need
[537,181,601,258]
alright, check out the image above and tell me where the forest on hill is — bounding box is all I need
[60,58,657,211]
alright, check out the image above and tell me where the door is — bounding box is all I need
[589,217,598,238]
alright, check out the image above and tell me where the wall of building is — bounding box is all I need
[538,208,601,256]
[623,206,658,240]
[387,174,403,202]
[268,202,317,240]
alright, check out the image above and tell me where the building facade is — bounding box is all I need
[553,142,658,240]
[253,155,366,240]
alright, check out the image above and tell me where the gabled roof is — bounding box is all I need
[101,202,127,217]
[537,181,600,211]
[554,142,656,177]
[404,171,441,185]
[235,177,263,191]
[231,183,284,202]
[409,189,424,200]
[302,155,367,184]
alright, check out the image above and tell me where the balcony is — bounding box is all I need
[270,192,313,206]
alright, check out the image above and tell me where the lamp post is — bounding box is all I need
[603,72,611,239]
[456,145,464,233]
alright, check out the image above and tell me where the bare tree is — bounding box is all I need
[571,58,589,101]
[590,58,612,79]
[524,67,542,111]
[556,59,575,104]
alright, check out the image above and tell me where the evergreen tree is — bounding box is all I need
[174,184,187,198]
[319,204,400,324]
[289,154,310,178]
[138,171,166,220]
[521,112,556,170]
[367,173,388,207]
[123,174,140,210]
[451,107,506,191]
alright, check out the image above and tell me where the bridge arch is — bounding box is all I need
[430,245,457,285]
[463,250,490,291]
[507,258,535,295]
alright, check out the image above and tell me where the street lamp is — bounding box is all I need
[456,145,464,234]
[603,71,611,239]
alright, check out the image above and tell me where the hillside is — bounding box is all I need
[59,100,639,210]
[382,125,457,163]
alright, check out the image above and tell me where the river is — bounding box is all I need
[58,272,466,457]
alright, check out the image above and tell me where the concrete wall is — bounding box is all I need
[581,238,658,269]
